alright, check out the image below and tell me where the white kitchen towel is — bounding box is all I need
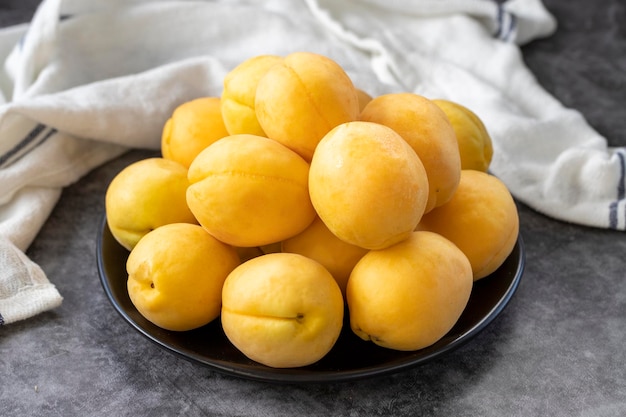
[0,0,622,325]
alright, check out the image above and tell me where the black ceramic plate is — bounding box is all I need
[97,216,524,383]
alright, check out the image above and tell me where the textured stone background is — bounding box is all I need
[1,1,625,416]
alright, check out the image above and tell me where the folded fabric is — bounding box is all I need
[0,0,622,325]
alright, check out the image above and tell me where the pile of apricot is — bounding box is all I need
[105,51,518,368]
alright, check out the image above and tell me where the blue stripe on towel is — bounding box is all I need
[0,124,56,168]
[0,123,46,167]
[494,4,517,42]
[494,4,504,38]
[608,149,625,229]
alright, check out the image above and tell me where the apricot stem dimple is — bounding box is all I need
[295,313,305,323]
[356,326,382,343]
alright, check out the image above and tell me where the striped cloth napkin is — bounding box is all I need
[0,0,622,325]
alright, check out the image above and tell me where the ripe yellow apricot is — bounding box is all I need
[221,253,344,368]
[186,134,316,247]
[417,170,519,280]
[161,97,230,169]
[221,55,283,136]
[432,99,494,172]
[360,93,461,213]
[309,121,429,250]
[282,216,369,297]
[105,157,197,251]
[347,231,473,351]
[255,51,360,161]
[127,223,240,331]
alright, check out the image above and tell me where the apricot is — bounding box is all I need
[127,223,240,331]
[161,97,229,168]
[432,99,494,172]
[221,253,344,368]
[105,157,197,251]
[282,216,369,297]
[255,51,360,161]
[309,121,429,250]
[186,134,316,247]
[417,170,519,280]
[221,55,283,136]
[360,93,461,213]
[347,231,473,351]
